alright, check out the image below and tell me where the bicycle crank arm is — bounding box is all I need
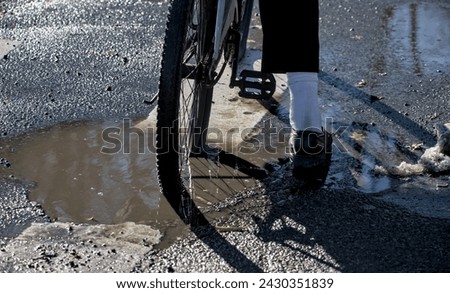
[231,69,276,99]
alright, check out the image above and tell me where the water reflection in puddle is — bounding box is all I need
[335,122,414,194]
[0,118,267,245]
[0,119,188,245]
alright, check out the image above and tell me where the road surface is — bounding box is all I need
[0,0,449,273]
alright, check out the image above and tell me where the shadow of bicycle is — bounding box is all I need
[160,70,450,272]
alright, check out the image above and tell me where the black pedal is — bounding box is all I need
[235,70,276,99]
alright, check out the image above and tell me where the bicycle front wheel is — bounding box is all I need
[156,0,216,222]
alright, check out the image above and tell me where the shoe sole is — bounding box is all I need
[292,153,332,183]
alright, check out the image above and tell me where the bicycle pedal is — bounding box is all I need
[236,70,276,100]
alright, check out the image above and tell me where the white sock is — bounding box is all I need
[287,72,322,132]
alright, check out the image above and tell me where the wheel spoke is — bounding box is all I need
[156,0,217,222]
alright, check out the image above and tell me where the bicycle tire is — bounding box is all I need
[156,0,216,222]
[238,0,254,61]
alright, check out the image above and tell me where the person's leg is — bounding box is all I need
[259,0,321,132]
[259,0,331,182]
[287,72,321,132]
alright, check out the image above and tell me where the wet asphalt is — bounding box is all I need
[1,0,450,272]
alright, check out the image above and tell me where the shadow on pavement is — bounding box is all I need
[164,151,267,272]
[319,71,436,146]
[253,185,450,272]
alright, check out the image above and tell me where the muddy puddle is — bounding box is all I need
[336,122,408,193]
[0,119,189,247]
[0,118,268,246]
[329,119,450,194]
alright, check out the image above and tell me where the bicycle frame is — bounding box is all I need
[212,0,239,64]
[210,0,276,99]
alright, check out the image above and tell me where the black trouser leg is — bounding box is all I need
[259,0,319,73]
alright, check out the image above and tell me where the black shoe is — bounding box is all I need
[289,129,333,183]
